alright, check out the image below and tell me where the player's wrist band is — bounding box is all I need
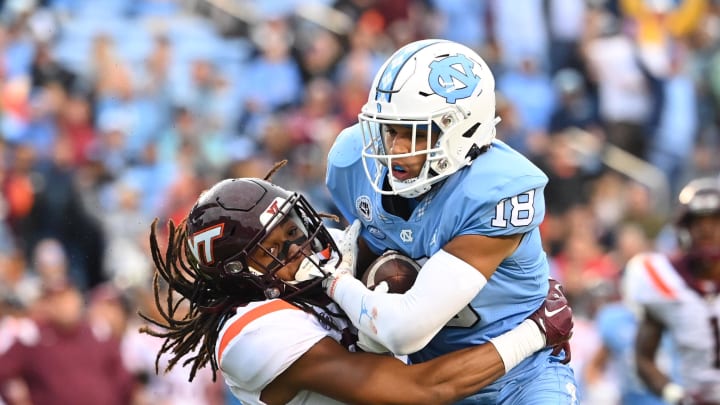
[661,382,685,404]
[325,268,351,298]
[489,319,545,372]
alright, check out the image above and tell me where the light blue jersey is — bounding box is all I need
[327,124,576,403]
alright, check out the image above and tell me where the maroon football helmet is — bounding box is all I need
[185,178,338,303]
[675,177,720,270]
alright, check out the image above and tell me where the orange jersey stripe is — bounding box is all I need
[642,257,676,299]
[218,300,299,363]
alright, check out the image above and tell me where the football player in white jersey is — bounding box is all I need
[139,165,573,405]
[324,39,577,403]
[624,177,720,404]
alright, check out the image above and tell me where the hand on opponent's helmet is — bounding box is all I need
[322,220,361,295]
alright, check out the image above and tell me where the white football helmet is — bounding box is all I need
[359,39,498,198]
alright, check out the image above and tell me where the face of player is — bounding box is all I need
[248,217,310,282]
[382,124,430,181]
[688,213,720,252]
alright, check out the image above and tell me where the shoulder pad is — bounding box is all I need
[463,141,548,200]
[623,253,684,305]
[328,124,364,168]
[217,300,328,392]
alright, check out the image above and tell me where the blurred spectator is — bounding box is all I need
[20,135,106,290]
[428,0,489,52]
[1,12,35,80]
[57,91,97,166]
[30,41,76,91]
[582,9,653,159]
[284,76,344,152]
[0,260,33,405]
[238,18,303,138]
[496,54,556,150]
[647,43,699,197]
[2,143,34,239]
[488,0,549,69]
[95,60,155,165]
[535,134,598,217]
[1,76,32,143]
[181,57,237,136]
[546,0,588,74]
[121,287,224,405]
[87,282,132,341]
[495,92,533,156]
[31,238,69,292]
[0,280,136,405]
[548,68,602,136]
[620,0,706,79]
[100,179,153,290]
[294,26,344,82]
[0,248,31,310]
[553,223,619,304]
[25,80,65,160]
[619,181,668,241]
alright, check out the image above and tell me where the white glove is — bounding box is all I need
[322,220,361,290]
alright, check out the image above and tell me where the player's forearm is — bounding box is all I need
[350,339,518,405]
[418,343,505,402]
[330,250,485,354]
[637,361,686,405]
[330,274,450,354]
[636,355,673,397]
[635,313,671,398]
[416,320,544,400]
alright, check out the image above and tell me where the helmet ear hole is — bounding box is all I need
[264,287,281,299]
[677,228,691,250]
[462,123,480,139]
[224,261,245,275]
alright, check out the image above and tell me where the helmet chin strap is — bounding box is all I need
[395,181,431,198]
[390,159,434,198]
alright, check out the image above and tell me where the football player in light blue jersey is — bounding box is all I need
[591,302,669,405]
[321,39,578,404]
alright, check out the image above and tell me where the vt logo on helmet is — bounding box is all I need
[188,224,224,266]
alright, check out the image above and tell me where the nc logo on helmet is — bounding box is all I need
[428,54,480,104]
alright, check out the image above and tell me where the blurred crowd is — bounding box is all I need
[1,0,720,404]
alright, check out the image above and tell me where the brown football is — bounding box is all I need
[360,251,420,293]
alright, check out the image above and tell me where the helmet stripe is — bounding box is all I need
[375,39,445,103]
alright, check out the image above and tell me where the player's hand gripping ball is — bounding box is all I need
[361,251,420,293]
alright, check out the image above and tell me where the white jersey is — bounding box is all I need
[215,299,350,405]
[624,252,720,401]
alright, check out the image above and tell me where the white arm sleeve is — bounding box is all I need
[330,249,487,355]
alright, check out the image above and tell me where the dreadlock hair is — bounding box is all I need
[139,160,347,382]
